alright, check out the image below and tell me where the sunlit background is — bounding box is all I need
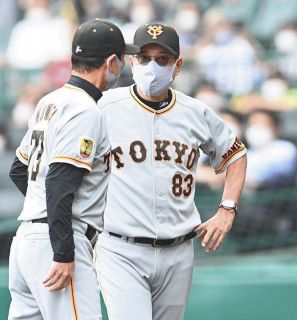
[1,0,297,319]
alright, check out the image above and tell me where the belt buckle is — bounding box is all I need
[152,239,161,247]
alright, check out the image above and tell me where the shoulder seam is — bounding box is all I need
[175,99,206,117]
[101,96,132,108]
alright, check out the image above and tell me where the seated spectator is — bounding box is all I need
[234,109,297,237]
[11,82,49,129]
[245,109,297,189]
[6,0,72,70]
[173,2,201,56]
[231,74,297,113]
[121,0,156,43]
[196,9,260,95]
[193,82,227,112]
[274,22,297,83]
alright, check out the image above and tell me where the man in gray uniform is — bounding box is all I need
[96,23,247,320]
[8,19,139,320]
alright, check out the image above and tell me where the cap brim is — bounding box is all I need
[138,41,178,57]
[122,44,140,55]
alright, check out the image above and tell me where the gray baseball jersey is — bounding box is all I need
[99,86,246,238]
[95,85,246,320]
[9,82,110,320]
[16,83,110,231]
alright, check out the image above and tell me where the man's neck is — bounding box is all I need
[71,70,105,91]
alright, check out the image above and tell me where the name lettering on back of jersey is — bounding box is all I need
[79,137,94,159]
[222,137,244,160]
[111,139,199,170]
[35,103,57,124]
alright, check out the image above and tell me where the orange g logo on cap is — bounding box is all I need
[147,25,164,39]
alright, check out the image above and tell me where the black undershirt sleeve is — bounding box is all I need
[45,163,87,263]
[9,157,28,196]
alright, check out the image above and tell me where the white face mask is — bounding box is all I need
[130,7,153,25]
[175,10,199,33]
[106,56,124,90]
[274,30,297,54]
[26,8,49,20]
[261,79,287,101]
[133,60,176,97]
[245,125,274,148]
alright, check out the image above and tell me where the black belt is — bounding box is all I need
[31,217,48,224]
[31,218,98,244]
[107,231,197,247]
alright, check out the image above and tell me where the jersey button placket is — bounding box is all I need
[153,114,166,229]
[154,116,160,135]
[152,113,159,238]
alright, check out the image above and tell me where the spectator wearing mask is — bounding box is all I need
[274,22,297,83]
[121,0,156,43]
[231,73,297,113]
[245,109,297,189]
[6,0,72,70]
[196,9,259,95]
[173,2,201,54]
[193,82,227,112]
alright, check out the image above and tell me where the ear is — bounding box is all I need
[173,57,183,79]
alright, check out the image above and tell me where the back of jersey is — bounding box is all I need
[17,94,59,219]
[16,84,110,229]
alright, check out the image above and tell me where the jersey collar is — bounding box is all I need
[129,85,176,115]
[66,75,102,103]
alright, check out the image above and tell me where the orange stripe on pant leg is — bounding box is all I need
[70,278,79,320]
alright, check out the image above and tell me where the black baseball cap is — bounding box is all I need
[72,19,140,58]
[134,23,180,57]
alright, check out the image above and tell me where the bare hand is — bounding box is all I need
[195,208,235,253]
[43,261,75,291]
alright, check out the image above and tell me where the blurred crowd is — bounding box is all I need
[0,0,297,237]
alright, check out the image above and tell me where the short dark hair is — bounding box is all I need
[71,53,123,73]
[71,54,106,73]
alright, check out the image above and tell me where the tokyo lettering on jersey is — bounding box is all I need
[16,83,110,231]
[98,85,246,239]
